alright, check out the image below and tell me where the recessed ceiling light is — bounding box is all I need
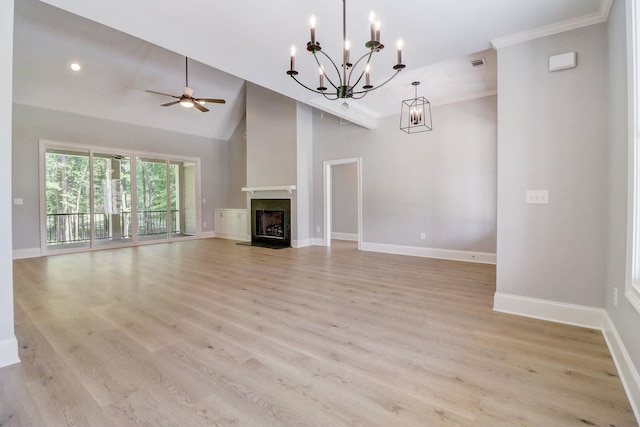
[70,63,81,71]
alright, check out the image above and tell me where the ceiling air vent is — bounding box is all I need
[470,57,486,68]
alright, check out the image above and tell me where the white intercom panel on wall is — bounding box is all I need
[549,51,577,72]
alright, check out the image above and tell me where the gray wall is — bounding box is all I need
[606,0,640,382]
[332,162,358,235]
[313,96,497,253]
[12,104,230,250]
[244,84,314,243]
[295,102,314,243]
[227,114,247,208]
[245,83,297,187]
[496,23,608,307]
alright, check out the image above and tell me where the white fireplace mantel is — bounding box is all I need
[242,185,297,194]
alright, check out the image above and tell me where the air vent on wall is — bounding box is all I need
[470,57,486,68]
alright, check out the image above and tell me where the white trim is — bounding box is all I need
[312,237,326,246]
[331,232,358,241]
[491,0,613,49]
[361,241,496,265]
[12,247,41,259]
[493,292,606,329]
[603,313,640,421]
[40,139,201,167]
[308,99,378,130]
[38,141,48,256]
[626,0,640,315]
[0,336,20,368]
[292,238,313,248]
[493,294,640,420]
[430,90,498,108]
[199,231,216,239]
[241,185,296,194]
[39,139,202,256]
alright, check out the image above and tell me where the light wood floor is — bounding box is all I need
[1,238,636,426]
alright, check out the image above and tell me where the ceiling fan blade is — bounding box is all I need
[194,102,209,112]
[161,101,180,107]
[146,90,179,98]
[197,98,226,104]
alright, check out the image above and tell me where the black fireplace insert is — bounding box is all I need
[250,199,291,248]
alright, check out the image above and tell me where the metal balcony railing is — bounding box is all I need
[46,210,179,244]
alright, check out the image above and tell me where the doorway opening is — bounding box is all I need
[323,157,362,249]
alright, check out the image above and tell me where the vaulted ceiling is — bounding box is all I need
[13,0,610,139]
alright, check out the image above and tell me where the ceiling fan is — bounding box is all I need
[146,57,225,112]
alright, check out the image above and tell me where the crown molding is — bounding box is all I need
[430,89,498,108]
[491,0,613,49]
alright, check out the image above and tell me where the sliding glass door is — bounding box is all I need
[93,152,132,248]
[45,148,91,251]
[171,160,197,238]
[43,142,200,254]
[136,157,169,241]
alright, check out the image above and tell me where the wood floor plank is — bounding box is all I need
[1,238,636,427]
[181,306,477,426]
[177,283,484,422]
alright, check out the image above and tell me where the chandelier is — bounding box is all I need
[287,0,405,100]
[400,82,432,134]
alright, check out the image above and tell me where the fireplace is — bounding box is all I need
[251,199,291,248]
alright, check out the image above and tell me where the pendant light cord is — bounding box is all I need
[185,57,189,87]
[342,0,347,85]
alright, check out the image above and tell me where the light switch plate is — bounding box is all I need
[526,190,548,204]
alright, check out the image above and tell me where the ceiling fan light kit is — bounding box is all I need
[287,0,405,101]
[179,98,194,108]
[146,57,226,113]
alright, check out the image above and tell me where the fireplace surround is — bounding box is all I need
[250,199,291,248]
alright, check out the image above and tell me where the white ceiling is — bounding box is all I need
[13,0,610,138]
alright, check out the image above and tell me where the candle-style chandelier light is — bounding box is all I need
[286,0,406,101]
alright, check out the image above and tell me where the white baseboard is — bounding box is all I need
[292,238,313,248]
[0,336,20,368]
[602,313,640,422]
[493,292,639,422]
[199,231,216,239]
[493,292,606,329]
[331,232,358,241]
[212,233,250,242]
[361,242,496,264]
[312,237,326,247]
[12,247,41,259]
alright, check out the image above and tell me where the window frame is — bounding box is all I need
[626,0,640,313]
[39,139,203,255]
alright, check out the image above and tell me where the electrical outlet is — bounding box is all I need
[203,222,207,228]
[420,232,426,240]
[614,287,618,307]
[526,190,549,204]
